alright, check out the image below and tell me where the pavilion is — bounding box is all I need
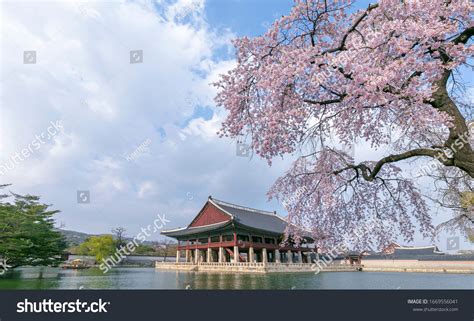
[161,196,316,264]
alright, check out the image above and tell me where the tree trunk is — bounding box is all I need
[431,70,474,177]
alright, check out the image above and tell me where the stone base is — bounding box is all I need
[155,260,474,274]
[360,259,474,274]
[155,262,197,271]
[155,262,358,273]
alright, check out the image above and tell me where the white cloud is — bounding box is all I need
[0,0,288,237]
[180,113,221,141]
[138,181,156,199]
[1,0,459,250]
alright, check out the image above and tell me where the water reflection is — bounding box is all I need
[0,267,472,290]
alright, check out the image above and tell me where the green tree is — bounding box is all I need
[75,242,91,256]
[134,244,154,255]
[0,185,67,269]
[80,235,116,263]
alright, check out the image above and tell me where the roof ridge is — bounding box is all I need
[395,245,436,249]
[161,226,187,233]
[211,197,278,216]
[187,221,230,229]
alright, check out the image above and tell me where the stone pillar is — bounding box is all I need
[275,249,281,263]
[298,251,303,263]
[249,247,254,263]
[195,249,200,264]
[207,248,212,262]
[176,249,181,263]
[218,247,224,263]
[262,248,268,265]
[233,246,239,263]
[185,249,190,262]
[287,250,293,263]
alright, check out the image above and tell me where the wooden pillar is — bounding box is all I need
[175,249,180,263]
[208,235,211,252]
[207,248,212,262]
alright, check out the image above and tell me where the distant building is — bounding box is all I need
[393,245,444,256]
[381,242,401,255]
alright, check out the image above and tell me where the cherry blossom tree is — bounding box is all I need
[428,166,473,239]
[214,0,474,250]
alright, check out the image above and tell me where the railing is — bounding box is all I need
[198,262,266,267]
[156,261,354,267]
[156,261,357,272]
[155,262,194,266]
[157,262,316,267]
[266,263,313,267]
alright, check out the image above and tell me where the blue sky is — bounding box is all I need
[0,0,470,252]
[205,0,375,36]
[183,0,378,122]
[206,0,293,37]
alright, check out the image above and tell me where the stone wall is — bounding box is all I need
[361,259,474,273]
[155,260,474,274]
[155,262,357,273]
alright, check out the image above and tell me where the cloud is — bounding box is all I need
[0,0,287,238]
[1,0,464,251]
[138,181,156,199]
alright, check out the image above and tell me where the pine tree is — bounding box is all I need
[0,184,67,269]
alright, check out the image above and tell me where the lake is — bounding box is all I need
[0,267,473,290]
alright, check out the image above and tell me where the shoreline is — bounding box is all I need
[155,261,474,274]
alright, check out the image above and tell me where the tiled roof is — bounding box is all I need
[161,221,231,237]
[210,198,288,234]
[393,246,440,256]
[161,197,289,237]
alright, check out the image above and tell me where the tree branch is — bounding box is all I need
[333,148,445,181]
[322,3,379,54]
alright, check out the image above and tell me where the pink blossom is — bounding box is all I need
[214,0,474,249]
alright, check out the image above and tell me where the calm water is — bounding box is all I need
[0,267,473,290]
